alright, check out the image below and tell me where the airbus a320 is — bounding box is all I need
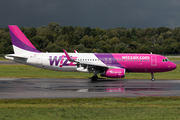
[5,25,177,81]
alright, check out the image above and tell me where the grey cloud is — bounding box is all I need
[1,0,180,28]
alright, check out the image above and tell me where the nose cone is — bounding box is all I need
[170,62,177,70]
[172,63,177,70]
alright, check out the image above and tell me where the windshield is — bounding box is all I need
[162,59,169,62]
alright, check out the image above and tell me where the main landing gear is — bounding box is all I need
[151,72,155,81]
[91,70,99,82]
[91,75,98,81]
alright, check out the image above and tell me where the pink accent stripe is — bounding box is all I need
[8,25,36,49]
[59,55,64,67]
[68,57,77,66]
[63,49,72,60]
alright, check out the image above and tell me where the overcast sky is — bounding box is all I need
[1,0,180,29]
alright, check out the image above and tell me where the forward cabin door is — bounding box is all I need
[151,56,157,66]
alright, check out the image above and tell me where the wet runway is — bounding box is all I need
[0,78,180,99]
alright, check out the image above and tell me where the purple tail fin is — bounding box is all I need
[8,25,41,54]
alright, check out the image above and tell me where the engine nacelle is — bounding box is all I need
[101,68,125,78]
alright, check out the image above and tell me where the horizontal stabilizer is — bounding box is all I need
[5,54,28,59]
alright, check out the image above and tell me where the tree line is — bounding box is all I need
[1,22,180,55]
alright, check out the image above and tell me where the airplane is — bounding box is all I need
[5,25,177,81]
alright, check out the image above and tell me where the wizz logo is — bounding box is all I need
[49,56,77,67]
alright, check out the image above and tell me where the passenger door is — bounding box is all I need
[151,56,157,66]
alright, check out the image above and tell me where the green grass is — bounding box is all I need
[0,64,179,79]
[168,57,180,61]
[0,97,180,119]
[0,65,93,79]
[0,57,7,61]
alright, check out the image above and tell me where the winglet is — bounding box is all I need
[74,50,78,53]
[63,49,74,62]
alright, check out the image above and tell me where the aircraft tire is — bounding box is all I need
[151,78,155,81]
[91,75,98,81]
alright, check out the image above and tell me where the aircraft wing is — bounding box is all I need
[63,49,117,69]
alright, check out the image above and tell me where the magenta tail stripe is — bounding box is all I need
[8,25,41,53]
[8,25,35,49]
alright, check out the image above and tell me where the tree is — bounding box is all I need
[101,35,109,41]
[74,44,85,52]
[126,31,131,38]
[47,22,60,33]
[100,45,113,53]
[138,37,147,44]
[151,44,163,54]
[30,36,43,50]
[84,27,91,36]
[1,22,180,55]
[114,44,126,53]
[129,41,138,51]
[161,31,172,39]
[120,36,131,44]
[170,42,179,54]
[131,27,136,36]
[74,26,84,40]
[110,37,120,46]
[136,45,150,53]
[95,27,106,36]
[163,38,176,45]
[79,35,93,48]
[157,27,169,35]
[24,27,37,39]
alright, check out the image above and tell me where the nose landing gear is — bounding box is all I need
[151,72,155,81]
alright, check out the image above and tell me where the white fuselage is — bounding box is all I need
[6,52,107,72]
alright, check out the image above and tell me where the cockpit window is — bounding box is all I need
[162,59,169,62]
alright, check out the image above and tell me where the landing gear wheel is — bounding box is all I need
[151,78,155,81]
[151,73,155,82]
[91,75,98,81]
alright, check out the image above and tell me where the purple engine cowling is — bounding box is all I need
[101,68,125,78]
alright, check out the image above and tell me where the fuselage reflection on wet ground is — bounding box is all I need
[0,78,180,98]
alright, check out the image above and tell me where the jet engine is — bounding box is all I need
[101,68,125,78]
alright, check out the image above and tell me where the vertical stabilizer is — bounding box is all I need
[8,25,41,54]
